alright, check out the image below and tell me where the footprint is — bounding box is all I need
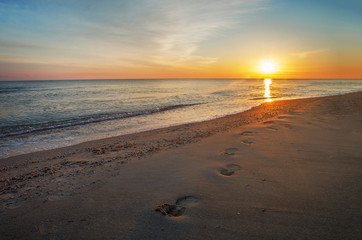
[4,198,23,209]
[176,196,199,207]
[155,196,199,217]
[240,131,256,136]
[219,164,241,176]
[242,138,255,145]
[222,148,239,156]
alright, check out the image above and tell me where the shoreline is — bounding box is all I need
[1,91,361,239]
[2,78,362,160]
[1,91,357,164]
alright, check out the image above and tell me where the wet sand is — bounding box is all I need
[1,92,361,239]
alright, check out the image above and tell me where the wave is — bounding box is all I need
[0,103,200,138]
[0,87,28,94]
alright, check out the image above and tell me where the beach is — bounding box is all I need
[0,92,361,239]
[2,78,362,159]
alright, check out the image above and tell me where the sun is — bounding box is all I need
[259,60,277,74]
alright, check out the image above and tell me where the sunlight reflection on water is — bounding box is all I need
[264,78,272,102]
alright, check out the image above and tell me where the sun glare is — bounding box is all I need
[259,60,277,74]
[264,78,272,102]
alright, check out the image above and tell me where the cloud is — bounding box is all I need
[0,0,268,78]
[55,0,268,67]
[291,48,329,58]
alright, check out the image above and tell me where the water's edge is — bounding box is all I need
[2,91,360,161]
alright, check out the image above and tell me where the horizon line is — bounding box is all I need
[1,77,362,82]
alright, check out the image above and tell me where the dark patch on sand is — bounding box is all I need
[266,126,279,131]
[280,122,293,128]
[277,115,294,119]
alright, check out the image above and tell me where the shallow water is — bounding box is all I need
[1,78,361,158]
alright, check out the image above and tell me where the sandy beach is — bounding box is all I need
[0,92,361,239]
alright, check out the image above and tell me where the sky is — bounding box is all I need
[0,0,361,80]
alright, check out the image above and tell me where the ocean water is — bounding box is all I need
[1,79,361,159]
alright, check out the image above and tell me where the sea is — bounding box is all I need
[1,78,361,159]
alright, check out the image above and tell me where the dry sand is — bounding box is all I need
[1,92,361,239]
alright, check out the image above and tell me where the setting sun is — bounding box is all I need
[259,60,278,74]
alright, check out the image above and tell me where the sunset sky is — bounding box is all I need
[0,0,361,80]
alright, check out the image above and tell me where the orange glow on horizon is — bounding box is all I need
[1,56,361,80]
